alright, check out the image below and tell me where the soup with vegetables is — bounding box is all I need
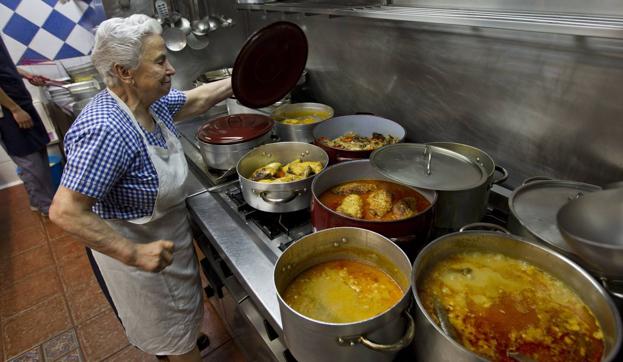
[283,259,403,323]
[418,251,605,362]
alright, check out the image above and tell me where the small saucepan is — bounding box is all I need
[313,115,405,164]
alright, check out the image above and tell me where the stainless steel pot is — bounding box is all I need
[274,227,415,362]
[412,224,622,362]
[558,188,623,298]
[237,142,329,212]
[507,177,601,260]
[197,132,271,170]
[196,114,274,170]
[371,144,490,230]
[272,102,334,143]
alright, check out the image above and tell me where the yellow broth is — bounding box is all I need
[283,259,404,323]
[418,251,605,362]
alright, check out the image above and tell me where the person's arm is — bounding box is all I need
[0,86,33,128]
[174,78,232,122]
[16,68,49,87]
[50,186,175,272]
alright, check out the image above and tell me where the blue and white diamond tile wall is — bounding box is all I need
[0,0,106,64]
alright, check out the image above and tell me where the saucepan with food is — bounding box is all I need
[272,102,334,143]
[275,227,415,362]
[237,142,329,213]
[311,160,436,256]
[412,224,622,362]
[313,115,405,164]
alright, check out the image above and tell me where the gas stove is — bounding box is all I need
[217,181,313,259]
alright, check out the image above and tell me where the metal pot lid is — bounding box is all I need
[369,144,488,191]
[509,179,601,254]
[232,21,308,109]
[197,114,274,145]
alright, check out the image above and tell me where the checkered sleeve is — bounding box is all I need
[61,120,130,200]
[162,88,187,116]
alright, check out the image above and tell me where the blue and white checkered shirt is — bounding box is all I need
[61,88,187,220]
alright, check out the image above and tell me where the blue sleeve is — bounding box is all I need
[60,119,130,199]
[161,88,187,116]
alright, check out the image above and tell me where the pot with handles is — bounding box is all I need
[427,142,508,214]
[196,114,274,170]
[313,114,405,164]
[370,144,490,231]
[272,102,334,143]
[237,142,329,213]
[412,223,622,362]
[274,227,415,362]
[558,187,623,300]
[507,176,601,261]
[311,159,437,257]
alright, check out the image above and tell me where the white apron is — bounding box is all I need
[91,90,203,355]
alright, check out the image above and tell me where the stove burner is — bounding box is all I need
[225,186,313,244]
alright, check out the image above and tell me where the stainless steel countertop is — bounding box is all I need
[187,188,284,331]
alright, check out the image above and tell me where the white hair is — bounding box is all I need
[91,14,162,86]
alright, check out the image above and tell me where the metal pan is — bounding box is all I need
[313,114,405,164]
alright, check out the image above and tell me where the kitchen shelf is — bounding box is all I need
[237,2,623,39]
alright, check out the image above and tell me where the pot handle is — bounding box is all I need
[335,155,362,163]
[256,189,303,204]
[521,176,552,185]
[336,311,415,352]
[599,277,623,300]
[492,165,509,184]
[459,222,511,234]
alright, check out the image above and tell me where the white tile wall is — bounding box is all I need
[0,145,22,189]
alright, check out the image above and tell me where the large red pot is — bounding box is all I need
[311,160,436,257]
[313,115,406,164]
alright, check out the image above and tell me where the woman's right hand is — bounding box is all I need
[132,240,175,272]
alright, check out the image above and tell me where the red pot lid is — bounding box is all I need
[197,114,274,145]
[232,21,308,109]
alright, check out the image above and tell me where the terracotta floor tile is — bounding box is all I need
[76,311,129,361]
[0,244,55,289]
[1,322,4,362]
[58,253,97,292]
[199,300,232,356]
[2,295,72,359]
[0,224,47,259]
[6,346,42,362]
[0,267,62,319]
[202,340,246,362]
[66,279,111,325]
[42,329,79,361]
[42,218,66,240]
[49,235,87,266]
[0,209,42,236]
[54,349,83,362]
[104,345,158,362]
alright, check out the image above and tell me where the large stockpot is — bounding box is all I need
[274,227,415,362]
[558,188,623,299]
[196,114,274,170]
[371,144,490,231]
[507,177,601,260]
[272,102,334,143]
[237,142,329,213]
[311,160,437,249]
[427,142,508,213]
[313,115,406,164]
[412,225,622,362]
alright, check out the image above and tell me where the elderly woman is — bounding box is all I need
[50,15,231,361]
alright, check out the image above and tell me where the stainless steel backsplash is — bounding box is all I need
[103,0,623,188]
[245,13,623,188]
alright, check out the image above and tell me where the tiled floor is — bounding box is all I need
[0,186,246,361]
